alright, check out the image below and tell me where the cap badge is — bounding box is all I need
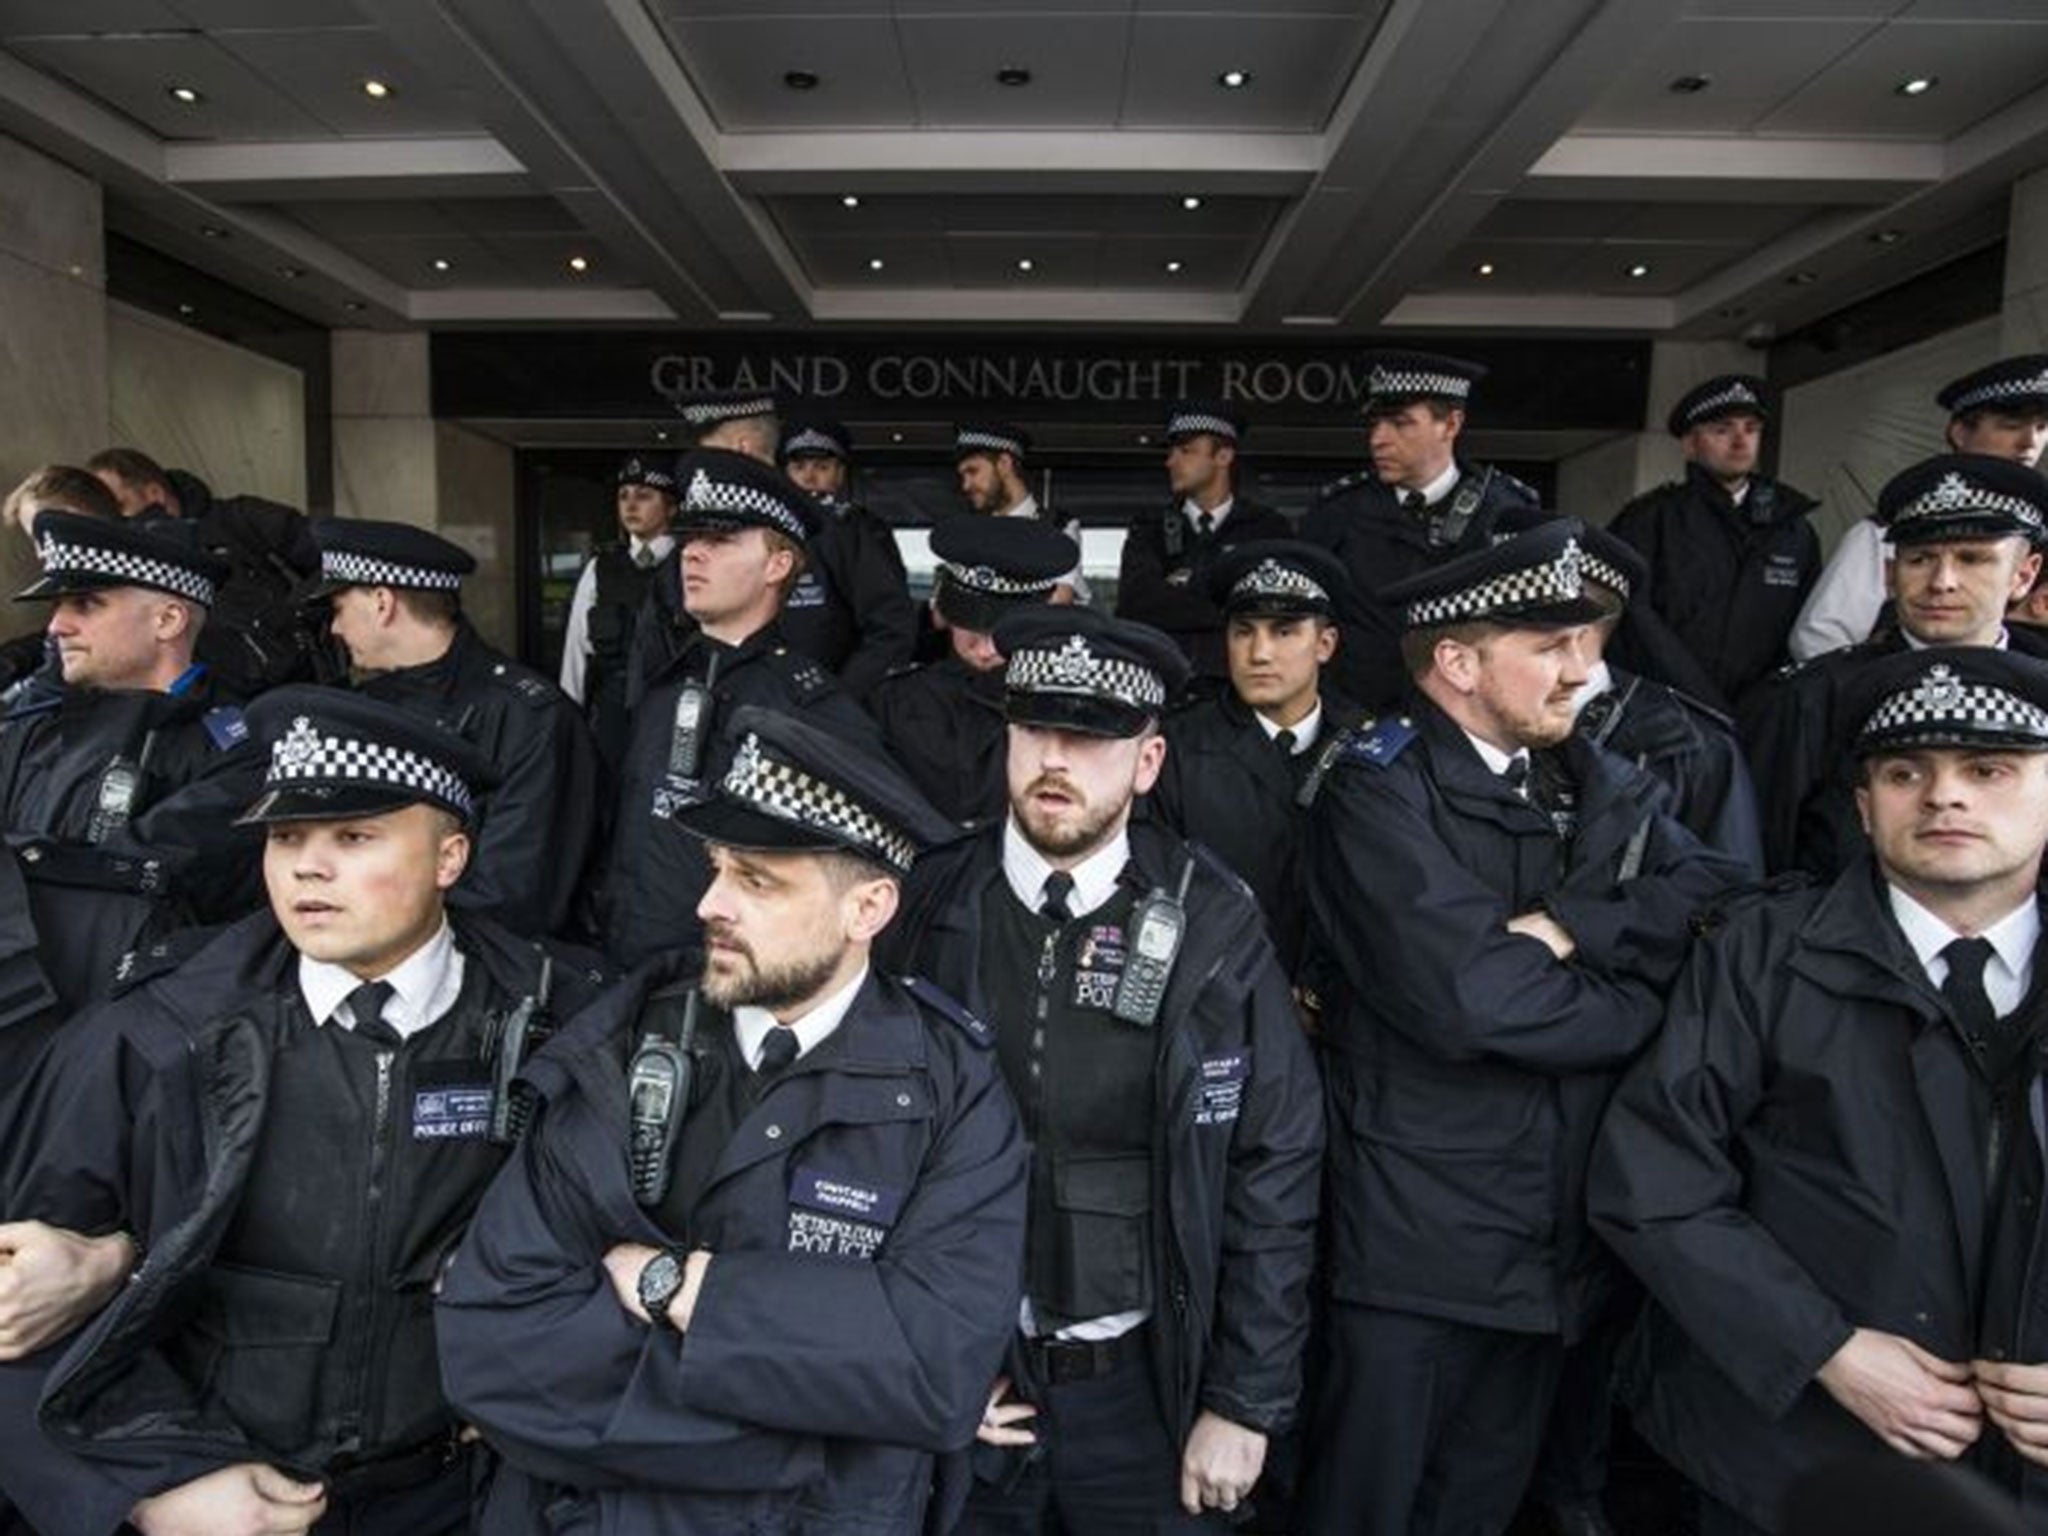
[278,716,322,771]
[1917,664,1964,713]
[1050,635,1095,684]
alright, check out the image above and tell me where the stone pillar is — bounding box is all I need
[1555,337,1756,524]
[0,133,108,624]
[331,330,518,651]
[2002,165,2048,354]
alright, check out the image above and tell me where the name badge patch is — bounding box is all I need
[1073,924,1127,1010]
[1762,555,1802,588]
[787,1167,902,1260]
[786,573,827,609]
[1196,1051,1251,1127]
[412,1082,492,1141]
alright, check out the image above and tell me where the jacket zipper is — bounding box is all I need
[338,1049,396,1453]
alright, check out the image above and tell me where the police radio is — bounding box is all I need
[1430,467,1494,550]
[486,956,554,1145]
[628,986,703,1207]
[1112,859,1194,1028]
[87,732,156,845]
[667,654,720,785]
[1161,503,1187,561]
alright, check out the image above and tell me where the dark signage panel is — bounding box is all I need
[433,331,1650,433]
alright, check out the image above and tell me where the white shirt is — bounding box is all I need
[1888,886,2038,1017]
[1402,461,1460,508]
[1002,494,1091,605]
[1789,519,1890,662]
[1002,817,1128,921]
[1904,625,2009,652]
[732,964,868,1070]
[299,921,464,1042]
[558,534,676,702]
[1180,495,1234,534]
[1460,727,1529,785]
[1254,701,1323,756]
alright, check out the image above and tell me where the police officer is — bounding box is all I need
[777,416,919,700]
[0,465,120,704]
[1301,352,1541,711]
[558,455,676,773]
[1590,646,2048,1535]
[880,607,1324,1533]
[437,706,1026,1534]
[1300,519,1744,1536]
[602,449,881,970]
[1146,540,1361,975]
[1607,375,1822,708]
[0,687,607,1536]
[87,447,322,696]
[1794,354,2048,663]
[1742,455,2048,879]
[869,515,1077,826]
[1116,402,1290,689]
[0,511,264,1023]
[309,518,602,940]
[955,424,1088,604]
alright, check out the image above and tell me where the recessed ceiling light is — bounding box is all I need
[177,302,195,316]
[1870,227,1905,245]
[841,194,860,209]
[1897,76,1936,96]
[1788,269,1819,285]
[278,264,306,279]
[996,67,1032,87]
[1626,262,1651,278]
[891,431,905,443]
[567,255,590,273]
[1136,434,1151,445]
[1218,69,1251,89]
[1164,260,1183,274]
[784,70,819,90]
[1668,74,1711,94]
[431,258,451,272]
[167,85,202,104]
[362,78,391,99]
[1016,258,1034,273]
[868,257,885,272]
[1475,261,1496,277]
[343,300,366,313]
[198,224,228,239]
[1181,195,1202,211]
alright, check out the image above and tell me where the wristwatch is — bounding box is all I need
[637,1248,688,1331]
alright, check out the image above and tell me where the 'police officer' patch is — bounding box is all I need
[1073,923,1127,1009]
[1762,554,1802,588]
[787,1166,901,1260]
[412,1063,492,1141]
[1196,1051,1251,1127]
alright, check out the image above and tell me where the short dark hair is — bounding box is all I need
[6,464,119,524]
[394,587,461,627]
[85,447,172,493]
[1399,618,1498,678]
[815,847,896,894]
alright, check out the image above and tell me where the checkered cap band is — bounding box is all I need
[1231,559,1328,607]
[1682,381,1763,424]
[35,535,216,606]
[1406,538,1586,628]
[1862,664,2048,743]
[681,468,809,542]
[782,428,844,458]
[680,395,775,426]
[1166,412,1238,441]
[722,732,917,874]
[320,549,464,591]
[957,429,1026,459]
[265,715,475,818]
[619,461,676,492]
[1369,365,1472,401]
[1893,471,2045,533]
[1950,368,2048,414]
[1578,551,1631,600]
[1005,634,1167,712]
[938,560,1058,598]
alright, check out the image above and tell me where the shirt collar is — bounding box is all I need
[1904,625,2009,652]
[1181,496,1234,530]
[629,532,676,562]
[1888,884,2040,985]
[732,963,868,1070]
[1254,701,1322,754]
[1000,494,1040,521]
[1411,460,1460,507]
[299,920,463,1042]
[1460,727,1528,780]
[1002,816,1130,920]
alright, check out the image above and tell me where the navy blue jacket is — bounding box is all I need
[435,958,1027,1535]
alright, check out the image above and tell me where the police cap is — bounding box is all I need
[995,607,1189,739]
[1205,539,1348,620]
[1164,400,1244,445]
[1361,351,1485,417]
[675,391,778,434]
[671,448,822,545]
[1379,517,1607,632]
[306,517,476,600]
[17,509,229,608]
[236,685,497,827]
[1936,355,2048,418]
[1874,454,2048,547]
[930,515,1078,633]
[954,423,1031,465]
[675,705,953,876]
[779,418,853,466]
[1666,374,1769,437]
[1847,647,2048,758]
[617,455,677,494]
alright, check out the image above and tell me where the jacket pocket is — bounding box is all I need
[187,1263,341,1456]
[1049,1153,1153,1319]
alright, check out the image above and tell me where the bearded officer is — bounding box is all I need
[437,706,1025,1534]
[955,424,1088,605]
[868,514,1078,825]
[880,607,1324,1532]
[0,687,607,1536]
[558,455,676,774]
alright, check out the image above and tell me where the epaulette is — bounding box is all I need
[202,704,249,752]
[771,647,835,703]
[1490,466,1540,504]
[1688,872,1814,938]
[1340,714,1419,769]
[1316,469,1373,501]
[488,660,559,709]
[109,925,221,995]
[899,974,993,1049]
[1665,684,1736,732]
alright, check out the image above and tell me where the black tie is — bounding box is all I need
[634,545,657,570]
[1501,757,1530,798]
[1942,937,2001,1049]
[757,1027,799,1080]
[1274,728,1297,760]
[1401,490,1426,512]
[343,980,401,1047]
[1040,871,1075,923]
[1195,511,1215,538]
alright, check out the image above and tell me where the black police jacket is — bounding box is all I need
[602,624,885,971]
[1299,461,1541,710]
[1115,497,1292,683]
[1588,861,2039,1530]
[164,469,323,697]
[1146,689,1366,977]
[1577,666,1765,874]
[435,955,1026,1536]
[1607,465,1821,710]
[360,619,602,939]
[0,671,264,1017]
[879,820,1325,1442]
[1304,698,1745,1339]
[866,657,1009,827]
[0,908,606,1536]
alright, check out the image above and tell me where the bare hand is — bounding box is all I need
[1180,1409,1267,1516]
[130,1463,325,1536]
[1506,910,1576,962]
[1974,1359,2048,1466]
[0,1222,134,1360]
[976,1374,1039,1447]
[601,1243,711,1331]
[1817,1328,1982,1459]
